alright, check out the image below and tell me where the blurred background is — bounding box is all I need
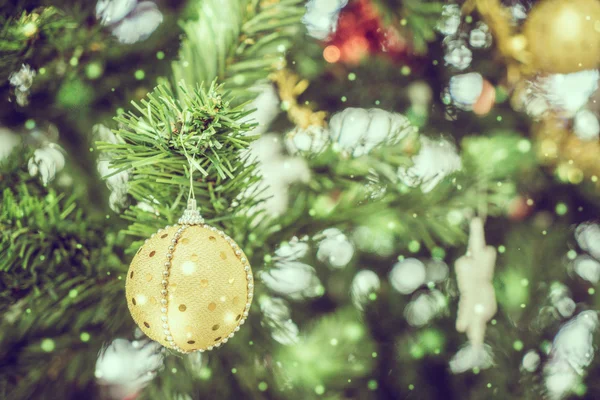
[2,0,600,399]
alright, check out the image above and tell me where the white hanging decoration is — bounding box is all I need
[450,217,497,373]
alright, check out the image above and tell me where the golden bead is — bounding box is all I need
[524,0,600,74]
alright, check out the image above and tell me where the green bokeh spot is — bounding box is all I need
[513,340,524,351]
[315,385,325,395]
[410,344,425,359]
[258,382,268,392]
[57,78,93,108]
[408,240,420,253]
[80,332,90,342]
[135,70,145,80]
[420,329,445,353]
[555,203,568,216]
[368,380,378,390]
[431,247,446,260]
[41,338,55,352]
[574,383,587,396]
[86,62,103,80]
[199,367,212,380]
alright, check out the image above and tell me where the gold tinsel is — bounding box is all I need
[126,222,253,353]
[269,69,327,129]
[533,118,598,185]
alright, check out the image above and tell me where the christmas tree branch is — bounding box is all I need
[172,0,305,103]
[98,81,262,251]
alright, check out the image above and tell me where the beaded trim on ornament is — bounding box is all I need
[157,199,253,354]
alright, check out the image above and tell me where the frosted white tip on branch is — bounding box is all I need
[95,338,164,399]
[260,296,300,345]
[351,270,380,311]
[28,143,66,186]
[329,108,417,158]
[96,0,163,44]
[9,64,36,106]
[0,128,20,161]
[451,217,497,372]
[544,311,599,400]
[303,0,348,40]
[398,136,462,193]
[260,237,323,300]
[516,69,599,120]
[94,124,130,212]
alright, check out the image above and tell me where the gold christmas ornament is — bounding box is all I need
[523,0,600,74]
[126,200,253,353]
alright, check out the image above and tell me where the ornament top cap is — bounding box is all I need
[178,198,204,225]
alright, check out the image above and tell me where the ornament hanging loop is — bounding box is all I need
[179,197,204,225]
[179,135,203,225]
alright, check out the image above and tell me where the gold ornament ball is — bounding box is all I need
[126,223,253,353]
[524,0,600,74]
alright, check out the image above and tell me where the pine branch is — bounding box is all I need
[276,131,537,253]
[372,0,444,54]
[0,275,128,399]
[0,151,124,306]
[98,81,262,251]
[172,0,305,103]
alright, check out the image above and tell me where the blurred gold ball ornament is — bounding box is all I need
[126,199,253,353]
[523,0,600,74]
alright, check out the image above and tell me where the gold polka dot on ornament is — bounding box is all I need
[125,223,253,353]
